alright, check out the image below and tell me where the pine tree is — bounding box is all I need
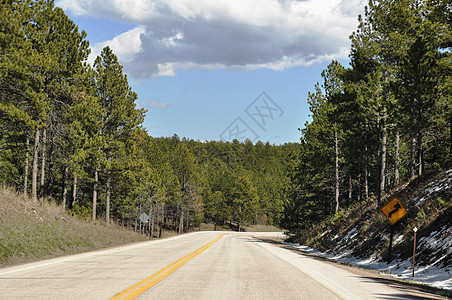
[94,46,145,224]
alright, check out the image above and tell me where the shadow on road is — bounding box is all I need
[247,237,450,300]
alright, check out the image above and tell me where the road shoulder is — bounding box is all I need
[255,237,450,300]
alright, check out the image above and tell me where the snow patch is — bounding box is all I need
[287,241,452,291]
[285,170,452,292]
[410,170,452,207]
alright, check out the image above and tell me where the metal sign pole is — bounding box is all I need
[387,224,394,264]
[412,227,418,277]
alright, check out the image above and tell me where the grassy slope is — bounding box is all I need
[0,187,149,267]
[289,169,452,268]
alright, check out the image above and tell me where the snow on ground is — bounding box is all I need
[410,169,452,207]
[287,240,452,291]
[292,170,452,291]
[287,217,452,292]
[286,170,452,292]
[287,228,452,291]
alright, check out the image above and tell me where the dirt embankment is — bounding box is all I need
[288,169,452,293]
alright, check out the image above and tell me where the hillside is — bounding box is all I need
[287,169,452,292]
[0,187,149,267]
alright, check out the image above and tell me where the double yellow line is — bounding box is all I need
[110,234,226,300]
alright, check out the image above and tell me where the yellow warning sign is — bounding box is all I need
[381,198,408,225]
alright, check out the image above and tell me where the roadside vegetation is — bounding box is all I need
[282,0,451,233]
[0,185,282,267]
[0,1,292,233]
[0,186,148,267]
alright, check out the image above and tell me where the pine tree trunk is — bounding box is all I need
[106,157,111,224]
[179,206,184,234]
[364,144,369,202]
[357,172,362,202]
[418,131,424,176]
[47,132,55,197]
[410,131,417,180]
[92,167,98,221]
[376,116,381,207]
[394,128,400,186]
[24,132,30,198]
[159,203,164,238]
[348,174,352,206]
[380,123,387,199]
[185,209,189,231]
[32,127,40,202]
[72,173,77,208]
[62,166,68,210]
[106,174,111,224]
[40,127,47,198]
[150,205,155,238]
[134,211,137,232]
[450,114,452,157]
[335,129,340,213]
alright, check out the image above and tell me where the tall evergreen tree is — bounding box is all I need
[93,46,145,223]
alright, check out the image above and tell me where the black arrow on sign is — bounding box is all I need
[388,202,401,218]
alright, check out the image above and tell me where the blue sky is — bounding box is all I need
[56,0,364,144]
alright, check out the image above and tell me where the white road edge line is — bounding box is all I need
[253,237,361,300]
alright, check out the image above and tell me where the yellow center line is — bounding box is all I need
[110,234,226,300]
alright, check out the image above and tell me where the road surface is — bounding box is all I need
[0,231,445,299]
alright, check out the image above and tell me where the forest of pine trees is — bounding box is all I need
[282,0,451,233]
[1,1,450,235]
[0,0,294,233]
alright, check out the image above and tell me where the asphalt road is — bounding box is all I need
[0,232,444,299]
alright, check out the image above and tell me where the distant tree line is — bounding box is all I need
[0,1,293,233]
[282,0,451,232]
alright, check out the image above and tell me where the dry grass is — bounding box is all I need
[0,186,149,267]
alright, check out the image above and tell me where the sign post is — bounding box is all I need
[387,225,394,263]
[381,198,408,263]
[139,213,150,234]
[412,227,418,277]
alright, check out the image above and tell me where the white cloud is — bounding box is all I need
[149,100,171,108]
[88,26,145,66]
[58,0,365,78]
